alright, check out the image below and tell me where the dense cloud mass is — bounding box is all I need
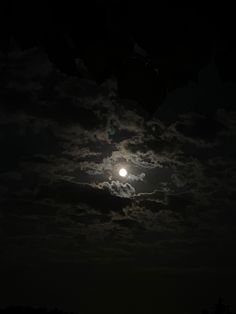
[0,47,236,275]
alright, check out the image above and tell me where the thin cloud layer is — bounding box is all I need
[0,48,236,272]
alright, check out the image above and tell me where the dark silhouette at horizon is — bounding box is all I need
[1,297,235,314]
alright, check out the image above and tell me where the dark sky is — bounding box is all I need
[1,2,236,314]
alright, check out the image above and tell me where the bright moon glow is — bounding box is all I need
[119,168,127,177]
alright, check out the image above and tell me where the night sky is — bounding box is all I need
[1,2,236,314]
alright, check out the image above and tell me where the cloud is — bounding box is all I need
[99,180,136,198]
[1,47,236,270]
[128,172,145,181]
[37,180,131,212]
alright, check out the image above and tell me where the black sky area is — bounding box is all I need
[1,1,236,314]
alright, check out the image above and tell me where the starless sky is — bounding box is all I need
[0,2,236,314]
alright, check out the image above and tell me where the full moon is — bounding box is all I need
[119,168,128,177]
